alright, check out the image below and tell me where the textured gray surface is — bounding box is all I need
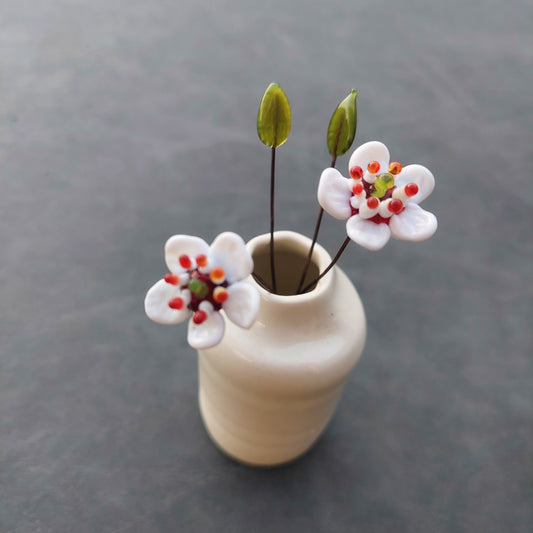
[1,1,532,532]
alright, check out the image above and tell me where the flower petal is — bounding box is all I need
[187,312,225,349]
[346,214,391,251]
[394,164,435,204]
[165,235,209,273]
[317,167,352,220]
[348,141,390,175]
[223,281,260,329]
[209,232,253,284]
[389,204,438,242]
[144,279,191,324]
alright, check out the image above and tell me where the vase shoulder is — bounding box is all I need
[200,231,366,394]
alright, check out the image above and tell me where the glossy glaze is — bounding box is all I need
[197,231,366,466]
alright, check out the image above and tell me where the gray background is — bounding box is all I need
[1,0,531,532]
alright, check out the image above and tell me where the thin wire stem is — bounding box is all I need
[269,146,277,293]
[296,153,338,293]
[252,272,271,291]
[300,236,350,294]
[295,207,324,293]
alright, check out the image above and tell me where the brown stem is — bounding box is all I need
[296,153,339,293]
[269,146,277,293]
[252,272,271,291]
[300,236,350,294]
[296,207,324,293]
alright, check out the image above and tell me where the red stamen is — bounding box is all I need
[193,310,208,324]
[168,297,184,310]
[349,165,363,179]
[405,183,419,197]
[210,266,226,284]
[367,197,379,209]
[164,273,179,285]
[352,182,364,195]
[195,254,208,267]
[367,160,380,174]
[213,287,228,304]
[388,161,402,175]
[388,198,404,214]
[179,254,192,269]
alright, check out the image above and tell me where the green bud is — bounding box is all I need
[327,89,358,158]
[257,83,291,148]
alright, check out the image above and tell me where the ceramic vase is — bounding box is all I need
[197,231,366,466]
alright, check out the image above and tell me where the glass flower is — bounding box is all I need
[317,141,438,251]
[144,232,260,349]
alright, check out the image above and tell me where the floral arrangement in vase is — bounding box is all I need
[143,83,438,466]
[144,83,437,349]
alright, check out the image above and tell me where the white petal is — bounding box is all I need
[346,215,391,251]
[164,235,210,273]
[187,312,225,350]
[144,279,191,325]
[317,167,352,220]
[348,141,390,176]
[223,282,260,329]
[209,232,253,284]
[389,204,438,242]
[393,164,435,204]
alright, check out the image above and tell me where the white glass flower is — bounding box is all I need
[317,141,438,251]
[144,232,260,350]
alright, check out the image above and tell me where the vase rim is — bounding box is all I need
[246,230,334,302]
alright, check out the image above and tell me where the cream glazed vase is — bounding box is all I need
[197,231,366,466]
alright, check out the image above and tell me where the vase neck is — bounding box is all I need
[246,231,335,314]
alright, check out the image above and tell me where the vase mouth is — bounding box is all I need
[247,231,334,299]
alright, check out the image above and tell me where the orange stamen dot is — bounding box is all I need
[209,266,226,284]
[388,161,402,175]
[168,297,184,310]
[164,273,179,285]
[388,198,404,214]
[179,254,192,269]
[405,183,419,197]
[352,182,364,195]
[367,197,379,209]
[193,310,208,324]
[213,287,229,304]
[195,254,208,267]
[349,165,363,179]
[367,160,380,174]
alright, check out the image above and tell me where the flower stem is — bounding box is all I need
[295,207,323,293]
[300,235,350,294]
[296,153,338,293]
[252,271,271,291]
[269,146,277,293]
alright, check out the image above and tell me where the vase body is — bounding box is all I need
[197,231,366,466]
